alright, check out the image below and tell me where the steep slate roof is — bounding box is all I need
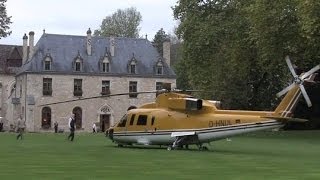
[19,33,176,78]
[0,44,23,73]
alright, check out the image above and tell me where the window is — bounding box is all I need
[41,107,51,129]
[75,59,82,71]
[117,114,128,127]
[44,60,51,70]
[102,62,110,72]
[43,78,52,96]
[129,81,137,98]
[74,79,82,96]
[130,63,136,74]
[156,62,163,75]
[43,55,52,70]
[129,114,136,125]
[137,115,147,125]
[101,80,110,95]
[156,82,163,90]
[151,116,155,125]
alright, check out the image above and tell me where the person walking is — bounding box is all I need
[67,114,75,141]
[54,121,58,133]
[16,115,25,140]
[92,123,96,133]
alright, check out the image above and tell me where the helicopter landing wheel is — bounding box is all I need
[117,144,124,148]
[202,146,208,151]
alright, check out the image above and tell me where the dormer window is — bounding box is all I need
[100,48,112,73]
[43,54,52,71]
[130,61,136,74]
[155,58,164,75]
[156,61,163,75]
[73,51,83,72]
[102,58,110,73]
[75,59,82,71]
[128,53,137,74]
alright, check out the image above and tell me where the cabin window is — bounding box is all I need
[117,115,128,127]
[137,115,147,125]
[130,114,136,125]
[151,116,155,125]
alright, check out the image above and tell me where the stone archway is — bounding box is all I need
[72,107,82,129]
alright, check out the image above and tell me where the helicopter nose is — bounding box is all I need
[107,128,114,141]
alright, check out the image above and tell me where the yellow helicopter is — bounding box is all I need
[106,56,319,150]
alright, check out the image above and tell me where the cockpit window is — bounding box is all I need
[117,114,128,127]
[129,114,135,125]
[137,115,147,125]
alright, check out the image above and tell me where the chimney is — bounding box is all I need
[110,37,115,57]
[28,31,35,59]
[22,34,28,64]
[163,39,171,66]
[86,28,92,56]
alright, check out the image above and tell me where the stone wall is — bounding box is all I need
[19,73,175,132]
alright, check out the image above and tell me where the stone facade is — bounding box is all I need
[7,29,176,132]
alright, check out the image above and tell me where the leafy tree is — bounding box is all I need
[94,7,142,38]
[152,28,170,55]
[0,0,12,38]
[173,0,320,110]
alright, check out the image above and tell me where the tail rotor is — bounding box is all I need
[276,56,320,107]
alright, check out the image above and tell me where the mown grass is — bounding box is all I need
[0,131,319,180]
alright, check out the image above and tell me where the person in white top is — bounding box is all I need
[92,123,96,133]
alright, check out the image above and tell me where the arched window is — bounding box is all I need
[129,61,136,74]
[128,53,137,74]
[43,54,52,71]
[156,61,163,75]
[73,51,83,72]
[101,58,110,73]
[42,107,51,129]
[75,59,82,71]
[72,107,82,129]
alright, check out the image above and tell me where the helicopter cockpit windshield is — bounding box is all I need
[117,114,128,127]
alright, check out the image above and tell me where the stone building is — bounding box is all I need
[6,29,176,132]
[0,44,23,130]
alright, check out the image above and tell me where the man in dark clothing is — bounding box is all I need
[67,114,75,141]
[54,121,58,133]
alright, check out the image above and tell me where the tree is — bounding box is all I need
[173,0,320,110]
[0,0,12,38]
[94,7,142,38]
[152,28,170,55]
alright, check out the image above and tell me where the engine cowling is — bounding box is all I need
[168,98,203,111]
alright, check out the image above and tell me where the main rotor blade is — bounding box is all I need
[299,84,312,107]
[276,83,295,97]
[285,56,298,78]
[301,64,320,80]
[38,91,158,106]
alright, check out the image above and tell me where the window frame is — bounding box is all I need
[137,115,148,126]
[101,80,110,95]
[73,79,83,96]
[43,78,52,96]
[129,81,138,98]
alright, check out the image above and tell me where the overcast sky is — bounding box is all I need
[0,0,179,45]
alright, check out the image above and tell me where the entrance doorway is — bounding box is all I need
[100,114,110,132]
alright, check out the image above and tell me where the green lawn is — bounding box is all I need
[0,131,319,180]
